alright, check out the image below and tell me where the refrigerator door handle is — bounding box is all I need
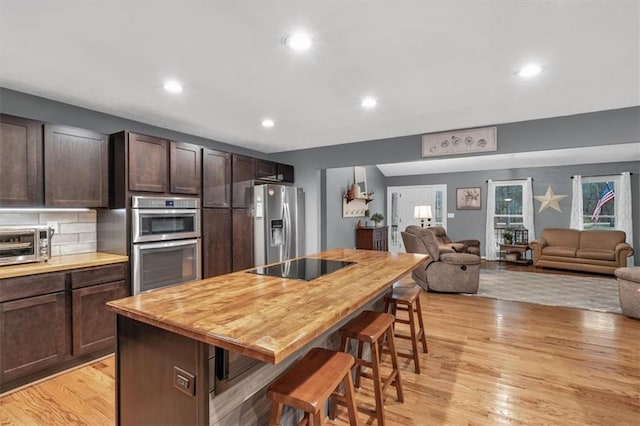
[283,202,292,260]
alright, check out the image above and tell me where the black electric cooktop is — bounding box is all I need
[248,258,356,281]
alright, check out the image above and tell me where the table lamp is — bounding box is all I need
[413,205,432,227]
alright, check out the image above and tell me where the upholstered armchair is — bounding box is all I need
[405,225,481,255]
[400,231,431,289]
[402,229,481,293]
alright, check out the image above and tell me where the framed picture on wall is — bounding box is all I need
[457,187,481,210]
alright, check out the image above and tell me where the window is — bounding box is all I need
[494,184,524,229]
[582,178,615,229]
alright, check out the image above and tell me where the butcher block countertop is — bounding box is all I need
[0,252,129,279]
[108,248,427,364]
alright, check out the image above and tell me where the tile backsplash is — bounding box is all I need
[0,210,97,256]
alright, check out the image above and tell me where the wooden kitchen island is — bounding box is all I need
[107,248,427,425]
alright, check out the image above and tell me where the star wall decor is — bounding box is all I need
[534,185,568,213]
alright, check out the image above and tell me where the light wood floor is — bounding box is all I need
[2,265,639,425]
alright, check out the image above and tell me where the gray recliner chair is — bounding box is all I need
[402,229,481,293]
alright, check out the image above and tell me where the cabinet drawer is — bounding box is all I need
[71,263,127,289]
[0,272,67,303]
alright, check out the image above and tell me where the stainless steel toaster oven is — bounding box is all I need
[0,226,54,266]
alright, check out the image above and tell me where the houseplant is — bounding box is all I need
[370,212,384,227]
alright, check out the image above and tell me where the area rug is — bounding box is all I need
[470,270,621,314]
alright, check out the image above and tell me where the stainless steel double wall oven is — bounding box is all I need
[130,196,201,294]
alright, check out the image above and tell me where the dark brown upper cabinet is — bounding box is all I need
[117,132,201,198]
[276,163,294,183]
[170,141,201,195]
[0,114,43,206]
[254,159,294,184]
[255,159,277,180]
[202,149,230,208]
[232,154,255,208]
[44,125,109,208]
[128,132,169,193]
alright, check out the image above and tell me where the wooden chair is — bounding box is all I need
[332,310,403,426]
[267,347,360,426]
[383,285,428,373]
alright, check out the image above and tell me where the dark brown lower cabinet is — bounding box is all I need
[72,280,128,356]
[0,291,69,384]
[0,262,128,392]
[232,208,254,271]
[203,208,232,278]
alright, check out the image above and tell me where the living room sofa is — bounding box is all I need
[530,228,634,275]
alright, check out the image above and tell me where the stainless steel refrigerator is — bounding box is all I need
[254,184,305,266]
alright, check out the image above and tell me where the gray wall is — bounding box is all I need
[271,106,640,258]
[0,88,265,158]
[323,165,386,250]
[385,161,640,263]
[2,88,638,262]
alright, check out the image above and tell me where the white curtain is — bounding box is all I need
[616,172,634,266]
[569,175,583,230]
[485,179,497,260]
[523,177,535,243]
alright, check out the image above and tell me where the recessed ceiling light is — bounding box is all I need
[163,80,183,93]
[261,119,275,128]
[361,97,377,109]
[517,64,542,78]
[285,32,312,51]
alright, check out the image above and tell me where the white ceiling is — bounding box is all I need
[0,2,638,154]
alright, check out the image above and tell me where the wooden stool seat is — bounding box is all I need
[333,310,403,426]
[267,347,359,426]
[339,310,396,343]
[384,286,428,374]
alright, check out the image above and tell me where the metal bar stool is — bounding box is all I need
[383,285,428,373]
[332,310,403,426]
[267,347,360,426]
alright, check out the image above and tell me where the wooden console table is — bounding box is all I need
[356,226,388,251]
[499,244,532,265]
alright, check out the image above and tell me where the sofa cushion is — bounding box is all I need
[580,230,626,250]
[542,228,580,248]
[441,253,481,265]
[430,226,452,244]
[445,243,468,252]
[576,248,616,261]
[542,246,577,257]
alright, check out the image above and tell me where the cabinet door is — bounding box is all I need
[255,159,277,179]
[128,133,168,193]
[72,280,128,356]
[203,208,232,278]
[276,163,294,183]
[0,292,69,384]
[0,114,43,206]
[202,149,230,208]
[232,154,254,208]
[44,125,108,207]
[170,141,201,195]
[232,208,254,271]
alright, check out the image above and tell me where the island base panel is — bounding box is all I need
[116,315,209,425]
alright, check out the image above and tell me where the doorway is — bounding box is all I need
[387,185,447,254]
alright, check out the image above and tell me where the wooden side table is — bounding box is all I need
[499,244,532,265]
[356,226,388,251]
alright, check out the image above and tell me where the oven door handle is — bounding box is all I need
[134,209,199,216]
[135,239,199,250]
